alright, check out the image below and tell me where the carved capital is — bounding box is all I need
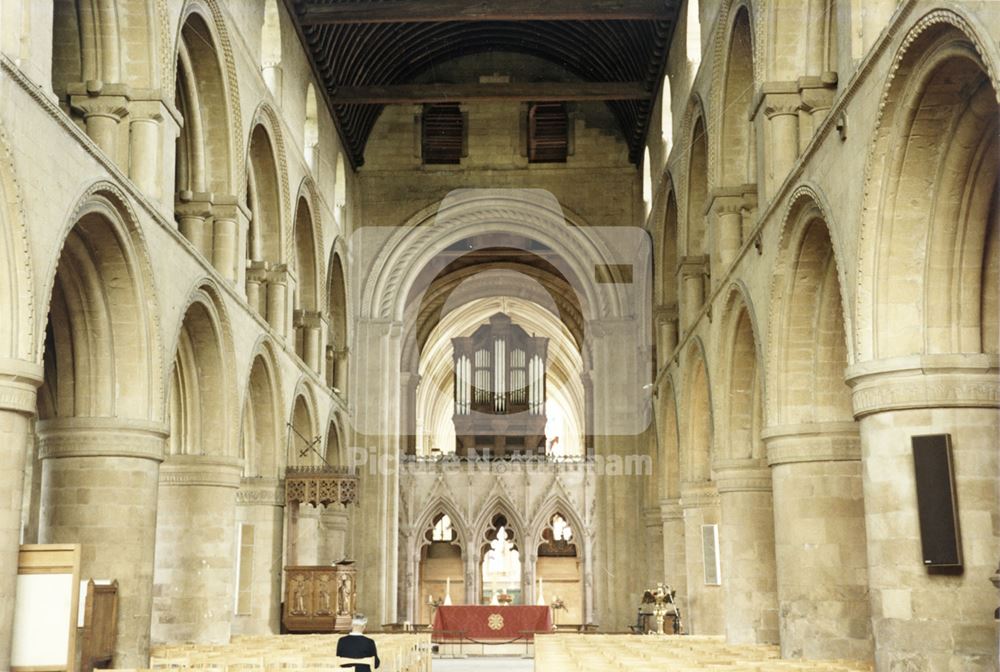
[659,497,684,522]
[69,91,131,121]
[236,477,285,506]
[0,359,43,415]
[159,454,244,488]
[37,417,168,462]
[679,482,719,510]
[846,354,999,417]
[712,458,772,493]
[174,192,214,219]
[677,255,708,278]
[294,310,325,329]
[761,422,861,466]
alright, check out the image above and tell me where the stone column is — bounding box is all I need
[68,84,130,165]
[708,191,749,272]
[0,360,43,671]
[756,88,801,199]
[331,348,349,394]
[246,262,268,317]
[679,482,723,635]
[232,478,284,636]
[714,459,779,644]
[295,311,324,374]
[643,506,665,586]
[127,100,165,201]
[213,197,247,285]
[655,307,678,364]
[798,78,838,144]
[846,356,999,672]
[678,257,706,332]
[464,543,480,605]
[37,417,166,667]
[294,504,321,566]
[762,422,872,660]
[659,498,687,619]
[522,553,536,606]
[266,265,289,338]
[152,455,242,645]
[319,505,349,564]
[174,193,213,259]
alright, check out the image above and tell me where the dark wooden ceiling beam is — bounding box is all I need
[298,0,675,25]
[330,81,650,105]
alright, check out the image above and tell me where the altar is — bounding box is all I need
[432,605,552,641]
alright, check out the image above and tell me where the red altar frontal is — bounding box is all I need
[432,605,553,641]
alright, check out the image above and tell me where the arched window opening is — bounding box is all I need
[642,147,654,217]
[660,76,673,152]
[686,0,702,69]
[304,84,319,170]
[482,514,520,604]
[432,514,455,542]
[261,0,283,97]
[537,513,582,620]
[334,152,347,225]
[420,513,463,619]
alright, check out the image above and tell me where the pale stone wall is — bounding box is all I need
[0,1,996,671]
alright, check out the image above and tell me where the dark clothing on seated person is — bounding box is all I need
[337,633,380,672]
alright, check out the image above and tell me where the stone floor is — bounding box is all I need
[433,656,534,671]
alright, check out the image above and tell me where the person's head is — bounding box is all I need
[351,613,368,633]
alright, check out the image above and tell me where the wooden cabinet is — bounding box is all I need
[282,565,357,633]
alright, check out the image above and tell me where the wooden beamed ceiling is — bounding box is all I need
[284,0,681,168]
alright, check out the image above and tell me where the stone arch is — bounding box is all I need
[359,191,624,323]
[473,495,526,548]
[247,104,290,265]
[0,124,34,362]
[37,183,163,422]
[717,283,764,462]
[292,185,323,314]
[288,382,320,467]
[51,0,158,97]
[165,282,238,458]
[655,374,681,501]
[292,185,323,370]
[529,495,586,550]
[857,11,1000,361]
[680,340,713,484]
[682,102,709,258]
[173,5,239,198]
[656,180,679,309]
[767,190,853,428]
[173,0,243,192]
[324,409,348,467]
[712,2,757,188]
[240,339,282,478]
[415,499,470,551]
[326,242,349,391]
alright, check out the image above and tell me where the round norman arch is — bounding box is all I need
[359,191,628,323]
[856,9,1000,362]
[173,0,243,195]
[240,337,283,478]
[38,181,164,423]
[766,187,854,429]
[716,282,765,463]
[165,281,239,458]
